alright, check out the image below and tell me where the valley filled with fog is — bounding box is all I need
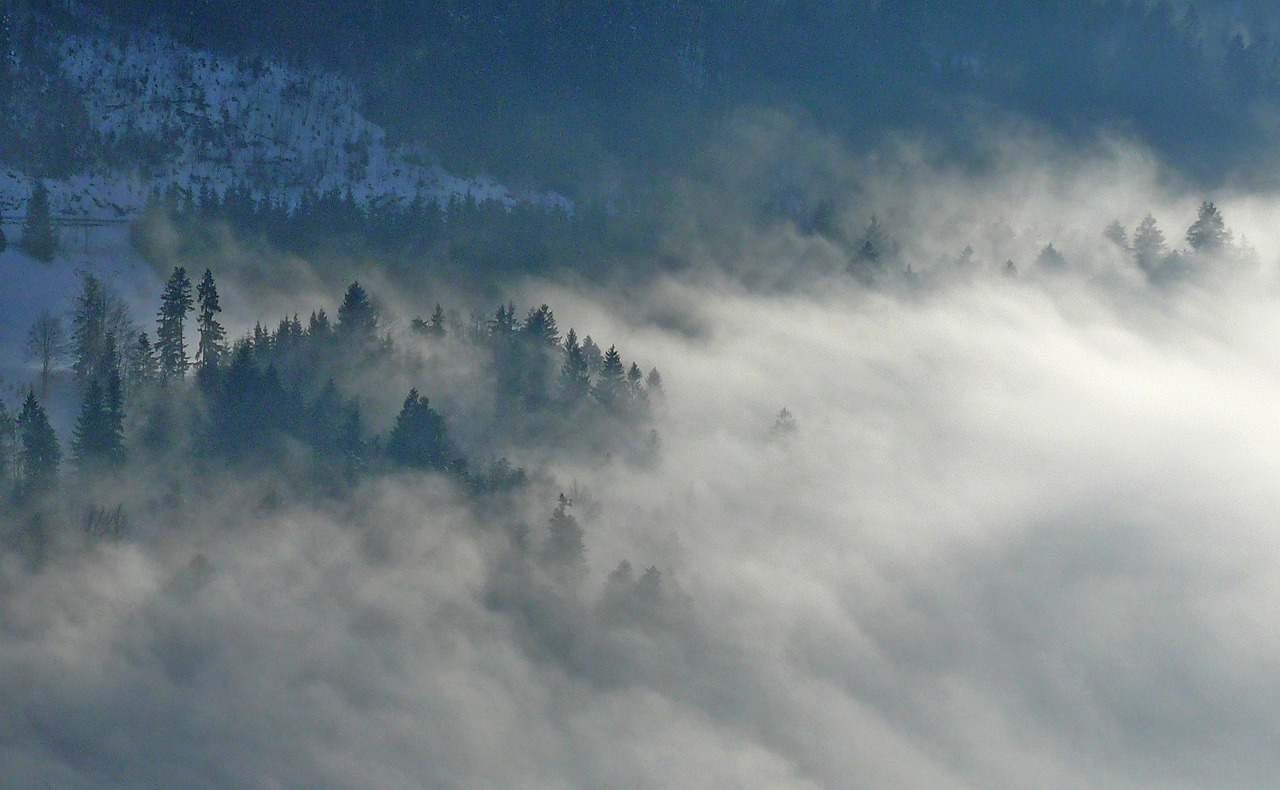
[4,3,1280,788]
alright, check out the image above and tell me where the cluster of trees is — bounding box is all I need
[4,269,661,508]
[141,181,614,279]
[1102,201,1250,280]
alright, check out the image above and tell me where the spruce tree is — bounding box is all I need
[559,328,590,401]
[125,332,158,396]
[195,268,226,373]
[72,377,106,466]
[16,392,59,497]
[1186,201,1230,253]
[70,273,107,384]
[18,180,56,262]
[542,493,586,582]
[336,281,377,338]
[156,266,194,381]
[1133,214,1167,275]
[428,304,446,338]
[593,345,627,411]
[523,304,559,346]
[386,388,456,471]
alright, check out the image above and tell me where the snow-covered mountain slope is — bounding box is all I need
[0,4,570,230]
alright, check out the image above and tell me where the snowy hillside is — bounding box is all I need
[0,3,569,237]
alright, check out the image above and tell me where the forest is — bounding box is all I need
[9,2,1280,789]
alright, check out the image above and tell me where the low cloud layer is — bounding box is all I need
[8,130,1280,787]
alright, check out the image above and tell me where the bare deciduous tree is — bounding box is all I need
[25,309,67,399]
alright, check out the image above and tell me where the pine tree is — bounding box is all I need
[542,493,586,582]
[72,377,105,466]
[1186,201,1230,253]
[580,335,603,376]
[1036,243,1067,268]
[307,309,332,338]
[489,302,517,336]
[125,332,158,396]
[1133,214,1167,275]
[156,266,194,381]
[337,281,377,338]
[593,345,627,411]
[627,362,644,396]
[386,388,456,471]
[70,273,107,384]
[523,304,559,346]
[18,180,56,262]
[428,304,446,338]
[559,328,590,401]
[16,392,59,497]
[195,268,226,373]
[645,367,663,396]
[1103,220,1129,251]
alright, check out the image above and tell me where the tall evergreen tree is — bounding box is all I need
[542,493,586,582]
[16,392,59,497]
[156,266,194,381]
[71,340,125,469]
[18,180,56,262]
[428,304,446,338]
[1186,201,1230,253]
[580,335,603,376]
[559,328,590,401]
[523,304,559,346]
[195,268,226,373]
[336,281,378,338]
[125,331,158,397]
[1133,213,1167,274]
[70,273,107,384]
[593,345,627,411]
[386,388,456,471]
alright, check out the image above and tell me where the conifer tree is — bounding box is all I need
[542,493,586,582]
[16,392,59,497]
[428,304,446,338]
[70,273,107,385]
[386,388,456,471]
[125,332,158,396]
[1133,214,1167,275]
[645,367,663,395]
[559,328,590,401]
[195,268,226,373]
[593,345,627,411]
[337,281,378,338]
[72,341,125,469]
[523,304,559,346]
[307,309,332,337]
[156,266,194,381]
[18,180,56,262]
[1186,201,1230,252]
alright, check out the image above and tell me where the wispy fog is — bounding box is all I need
[7,123,1280,788]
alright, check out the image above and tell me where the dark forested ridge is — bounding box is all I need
[68,0,1280,189]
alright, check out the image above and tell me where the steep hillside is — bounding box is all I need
[0,3,568,246]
